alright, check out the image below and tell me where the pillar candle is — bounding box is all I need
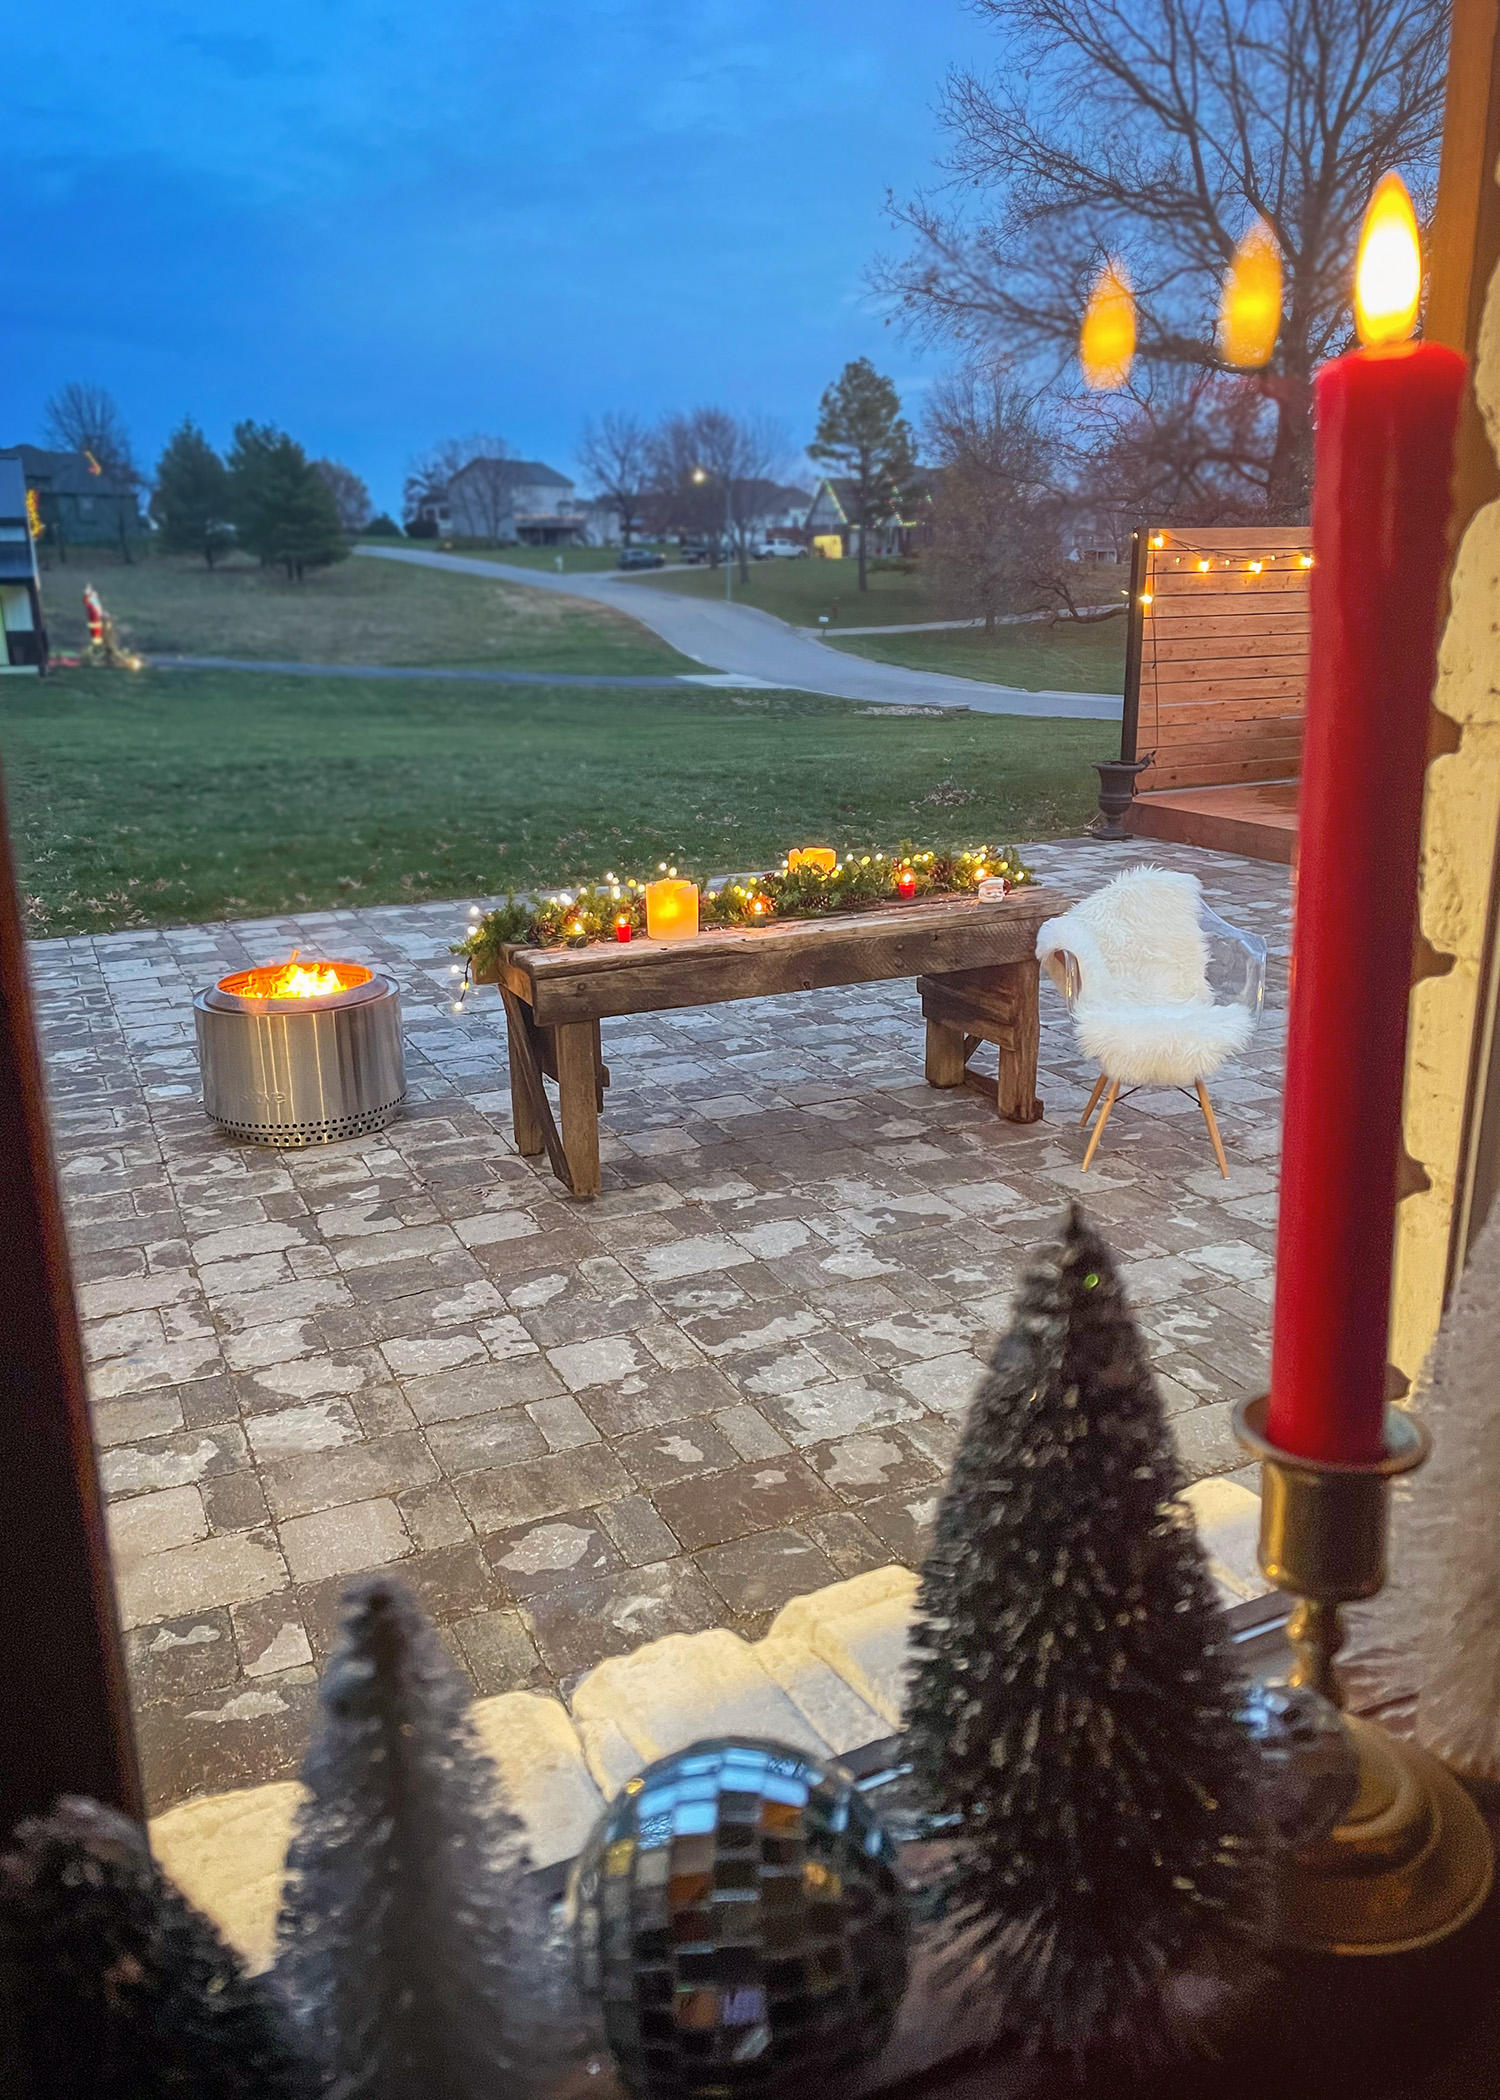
[1268,176,1465,1464]
[644,879,699,941]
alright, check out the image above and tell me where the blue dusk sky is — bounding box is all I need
[0,2,999,513]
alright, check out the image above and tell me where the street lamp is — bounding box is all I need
[691,466,734,603]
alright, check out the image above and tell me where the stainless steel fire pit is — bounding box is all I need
[193,957,405,1146]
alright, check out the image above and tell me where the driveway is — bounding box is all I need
[356,544,1123,722]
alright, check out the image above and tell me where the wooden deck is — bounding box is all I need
[1126,780,1299,864]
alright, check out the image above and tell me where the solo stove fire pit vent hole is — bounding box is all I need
[193,952,405,1146]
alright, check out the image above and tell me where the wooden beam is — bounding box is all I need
[0,762,142,1833]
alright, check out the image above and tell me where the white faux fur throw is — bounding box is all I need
[1036,865,1252,1087]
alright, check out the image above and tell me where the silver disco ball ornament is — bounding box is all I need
[1238,1678,1362,1848]
[570,1738,910,2100]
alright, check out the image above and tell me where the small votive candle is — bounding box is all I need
[644,878,699,940]
[788,847,837,875]
[614,915,633,943]
[895,868,917,900]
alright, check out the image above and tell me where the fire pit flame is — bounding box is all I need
[217,952,373,1002]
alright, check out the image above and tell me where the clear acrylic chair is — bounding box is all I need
[1037,868,1266,1176]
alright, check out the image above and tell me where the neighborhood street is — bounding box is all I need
[356,543,1124,721]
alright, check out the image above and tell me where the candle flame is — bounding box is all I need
[1218,218,1282,369]
[1354,172,1422,348]
[1079,260,1135,390]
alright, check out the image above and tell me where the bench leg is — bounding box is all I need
[555,1022,602,1198]
[505,999,545,1158]
[925,1016,969,1089]
[994,959,1042,1124]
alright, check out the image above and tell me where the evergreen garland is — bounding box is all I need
[456,842,1034,970]
[904,1205,1264,2058]
[275,1575,556,2100]
[0,1795,316,2100]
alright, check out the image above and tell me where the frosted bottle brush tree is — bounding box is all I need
[275,1575,560,2100]
[903,1206,1264,2058]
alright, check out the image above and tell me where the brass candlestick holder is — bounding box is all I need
[1233,1394,1493,1954]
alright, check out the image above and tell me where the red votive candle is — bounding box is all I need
[896,870,917,901]
[1268,177,1464,1464]
[614,916,633,944]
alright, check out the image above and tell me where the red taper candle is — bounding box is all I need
[1268,175,1465,1462]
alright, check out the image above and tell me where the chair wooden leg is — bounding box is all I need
[1196,1079,1230,1178]
[1079,1073,1108,1126]
[1080,1079,1119,1171]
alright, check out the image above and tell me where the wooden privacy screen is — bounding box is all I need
[1123,526,1312,792]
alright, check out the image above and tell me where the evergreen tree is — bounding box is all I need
[808,357,917,592]
[0,1795,316,2100]
[151,420,234,567]
[275,1575,555,2100]
[228,421,348,581]
[904,1206,1263,2058]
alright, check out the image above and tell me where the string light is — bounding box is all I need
[1197,559,1212,573]
[1248,559,1264,574]
[1139,591,1154,606]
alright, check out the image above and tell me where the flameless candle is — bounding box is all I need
[1268,172,1465,1465]
[788,847,837,875]
[614,916,633,943]
[644,879,699,941]
[895,868,917,901]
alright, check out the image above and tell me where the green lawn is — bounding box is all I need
[2,669,1113,937]
[828,619,1127,695]
[37,548,695,675]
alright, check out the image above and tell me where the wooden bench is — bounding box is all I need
[469,888,1058,1196]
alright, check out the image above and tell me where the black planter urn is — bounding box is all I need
[1089,755,1154,840]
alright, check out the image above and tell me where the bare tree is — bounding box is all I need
[925,370,1123,629]
[403,434,511,540]
[646,408,790,581]
[313,460,372,535]
[577,411,653,544]
[873,0,1449,521]
[42,381,135,481]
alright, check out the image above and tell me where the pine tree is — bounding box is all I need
[904,1205,1263,2058]
[227,422,347,581]
[808,357,917,591]
[0,1795,316,2100]
[151,420,234,567]
[275,1575,556,2100]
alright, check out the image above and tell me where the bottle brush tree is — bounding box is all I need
[275,1575,557,2100]
[903,1205,1264,2058]
[0,1794,316,2100]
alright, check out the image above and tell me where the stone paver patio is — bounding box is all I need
[34,836,1288,1811]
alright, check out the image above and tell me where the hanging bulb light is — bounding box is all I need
[1219,217,1283,369]
[1080,259,1136,391]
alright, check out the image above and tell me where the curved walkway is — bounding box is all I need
[147,653,700,690]
[355,543,1124,721]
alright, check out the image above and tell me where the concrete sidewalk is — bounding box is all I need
[355,544,1124,722]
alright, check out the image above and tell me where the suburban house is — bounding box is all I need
[1061,505,1131,564]
[412,458,585,545]
[803,472,933,559]
[0,457,46,671]
[0,445,142,551]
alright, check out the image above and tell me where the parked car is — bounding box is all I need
[757,540,809,558]
[617,546,666,570]
[679,543,714,565]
